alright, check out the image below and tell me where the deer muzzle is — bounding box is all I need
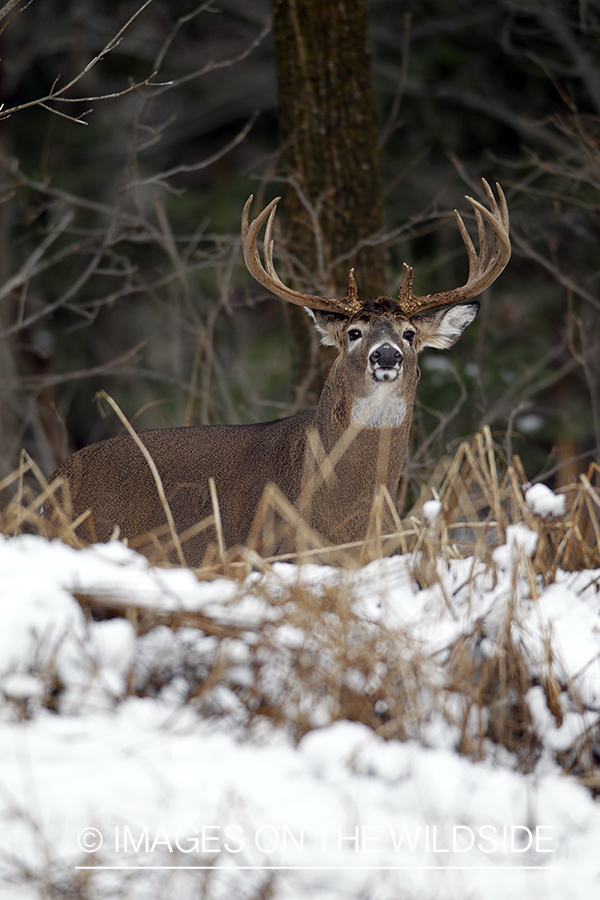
[368,342,402,382]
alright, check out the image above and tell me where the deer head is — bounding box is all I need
[242,179,510,434]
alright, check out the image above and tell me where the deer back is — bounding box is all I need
[48,413,314,562]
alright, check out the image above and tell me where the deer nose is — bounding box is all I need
[369,343,402,368]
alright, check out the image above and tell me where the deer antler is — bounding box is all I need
[397,179,511,316]
[242,181,510,319]
[241,195,362,316]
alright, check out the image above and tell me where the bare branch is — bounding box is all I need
[129,112,259,191]
[512,231,600,313]
[54,0,154,96]
[0,0,158,122]
[378,11,412,150]
[0,211,74,304]
[0,0,32,30]
[150,17,272,95]
[11,341,147,388]
[534,0,600,115]
[414,360,468,462]
[36,102,93,125]
[153,1,217,72]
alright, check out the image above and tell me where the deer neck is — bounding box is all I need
[299,360,418,543]
[313,355,417,451]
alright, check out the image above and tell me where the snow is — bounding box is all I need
[526,483,567,518]
[1,531,600,899]
[422,498,442,525]
[492,522,538,568]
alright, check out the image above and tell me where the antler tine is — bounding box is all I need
[483,178,509,231]
[399,179,511,316]
[242,195,275,276]
[481,179,509,269]
[263,202,284,287]
[454,208,479,279]
[241,195,362,315]
[475,208,487,274]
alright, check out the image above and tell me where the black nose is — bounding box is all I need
[369,343,402,368]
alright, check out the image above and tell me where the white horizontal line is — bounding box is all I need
[74,865,557,871]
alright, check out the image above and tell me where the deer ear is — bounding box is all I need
[416,302,480,350]
[306,309,348,348]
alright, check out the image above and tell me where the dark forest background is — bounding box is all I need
[1,0,599,513]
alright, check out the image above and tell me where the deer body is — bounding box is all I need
[46,182,510,566]
[49,405,407,561]
[50,414,312,557]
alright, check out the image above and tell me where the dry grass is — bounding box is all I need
[2,426,600,793]
[15,423,599,575]
[411,425,600,578]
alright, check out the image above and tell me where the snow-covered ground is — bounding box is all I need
[1,506,599,899]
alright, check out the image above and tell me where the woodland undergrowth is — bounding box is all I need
[1,426,600,793]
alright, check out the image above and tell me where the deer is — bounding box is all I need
[45,179,510,567]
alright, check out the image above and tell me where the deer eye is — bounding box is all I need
[348,329,362,342]
[403,330,415,344]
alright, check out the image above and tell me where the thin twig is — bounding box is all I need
[130,113,258,191]
[13,341,147,388]
[0,0,158,123]
[0,0,32,31]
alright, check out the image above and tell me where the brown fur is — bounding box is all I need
[45,301,479,566]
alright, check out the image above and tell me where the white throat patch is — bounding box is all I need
[351,382,407,428]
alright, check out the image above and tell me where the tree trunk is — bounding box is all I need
[273,0,387,301]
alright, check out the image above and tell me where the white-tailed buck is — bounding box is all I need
[46,180,510,565]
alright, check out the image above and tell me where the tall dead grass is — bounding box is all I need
[2,427,599,791]
[5,425,598,576]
